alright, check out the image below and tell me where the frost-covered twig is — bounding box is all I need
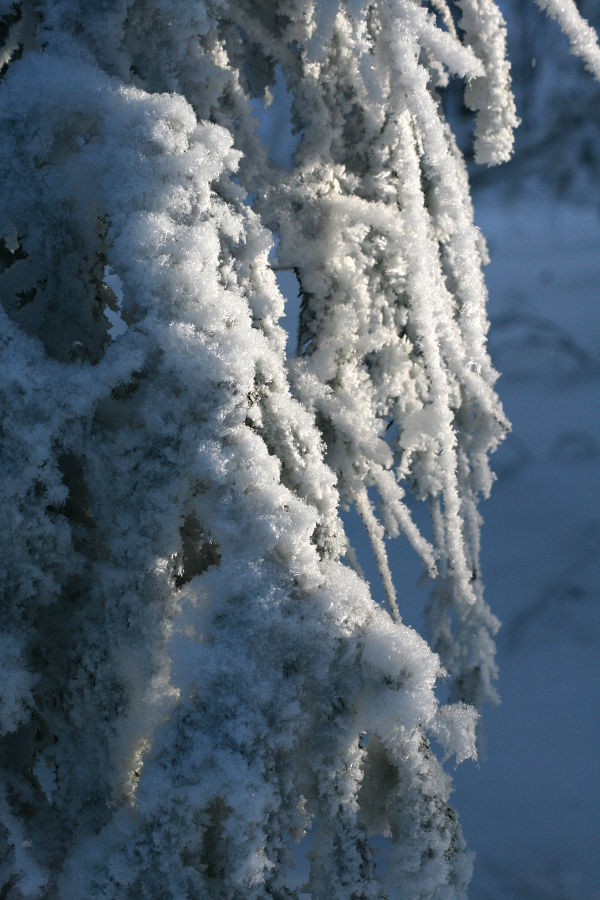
[535,0,600,80]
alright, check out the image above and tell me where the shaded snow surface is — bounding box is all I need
[277,193,600,899]
[451,194,600,900]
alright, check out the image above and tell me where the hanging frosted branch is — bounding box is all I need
[535,0,600,79]
[222,0,505,708]
[0,8,478,896]
[456,0,520,164]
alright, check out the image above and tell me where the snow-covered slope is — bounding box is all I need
[449,194,600,900]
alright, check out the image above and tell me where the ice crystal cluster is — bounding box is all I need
[0,1,598,898]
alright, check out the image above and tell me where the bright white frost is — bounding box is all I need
[458,0,520,164]
[535,0,600,80]
[0,1,598,898]
[225,0,506,708]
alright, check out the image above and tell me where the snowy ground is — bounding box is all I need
[450,193,600,900]
[277,191,600,899]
